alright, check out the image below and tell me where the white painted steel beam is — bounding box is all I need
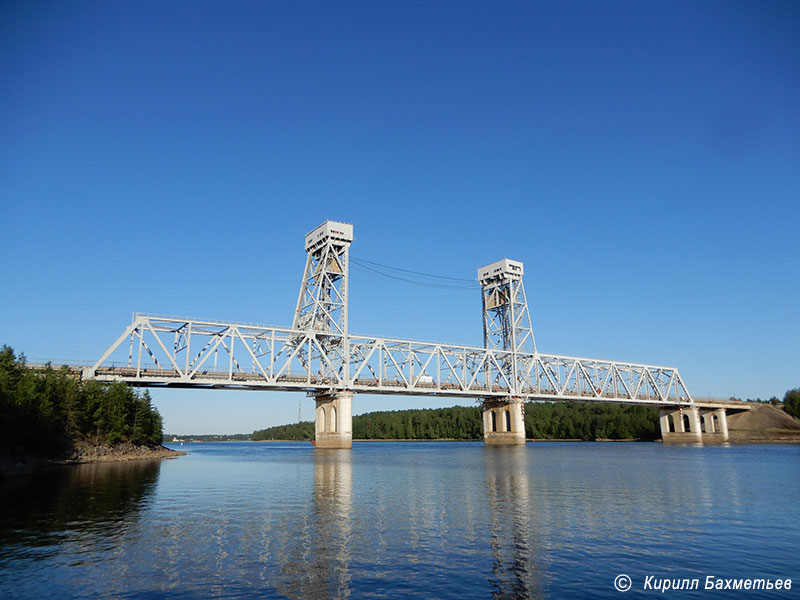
[83,314,693,407]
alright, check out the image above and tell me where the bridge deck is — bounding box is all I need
[28,361,752,411]
[90,366,688,405]
[66,314,707,408]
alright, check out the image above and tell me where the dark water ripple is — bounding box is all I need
[1,441,798,599]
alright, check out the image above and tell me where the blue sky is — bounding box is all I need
[2,1,798,434]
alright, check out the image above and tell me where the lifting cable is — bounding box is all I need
[350,256,479,290]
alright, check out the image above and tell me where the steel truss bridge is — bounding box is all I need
[83,220,693,409]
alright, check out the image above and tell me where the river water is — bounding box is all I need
[0,441,798,599]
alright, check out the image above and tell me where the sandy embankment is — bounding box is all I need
[727,405,800,443]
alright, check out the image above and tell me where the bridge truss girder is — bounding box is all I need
[84,314,693,407]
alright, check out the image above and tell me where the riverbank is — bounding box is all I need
[727,405,800,443]
[0,443,186,481]
[55,442,187,465]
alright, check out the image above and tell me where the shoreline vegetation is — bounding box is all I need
[252,403,663,442]
[0,346,182,480]
[251,395,800,444]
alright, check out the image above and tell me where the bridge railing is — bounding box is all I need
[347,335,692,405]
[84,314,692,406]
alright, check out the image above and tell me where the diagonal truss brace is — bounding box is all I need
[84,314,693,407]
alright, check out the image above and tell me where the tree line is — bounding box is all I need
[252,402,663,441]
[251,391,800,442]
[0,346,163,457]
[784,389,800,419]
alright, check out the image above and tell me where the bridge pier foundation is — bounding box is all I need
[698,408,729,443]
[483,398,526,446]
[659,406,718,443]
[314,391,353,449]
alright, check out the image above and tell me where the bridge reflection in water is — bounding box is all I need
[485,447,543,600]
[271,445,544,600]
[277,450,353,599]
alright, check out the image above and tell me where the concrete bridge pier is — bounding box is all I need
[698,408,729,442]
[483,398,526,445]
[659,406,704,443]
[315,391,353,449]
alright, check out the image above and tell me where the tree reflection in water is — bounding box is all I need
[0,460,161,558]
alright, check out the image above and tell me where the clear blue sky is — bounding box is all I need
[2,1,798,434]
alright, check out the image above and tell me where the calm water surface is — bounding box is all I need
[1,442,798,599]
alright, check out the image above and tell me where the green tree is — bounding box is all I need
[0,345,165,456]
[783,389,800,419]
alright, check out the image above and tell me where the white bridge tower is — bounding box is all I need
[478,259,532,445]
[293,221,354,448]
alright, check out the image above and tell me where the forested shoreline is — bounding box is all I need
[253,402,662,442]
[253,390,800,442]
[0,346,164,459]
